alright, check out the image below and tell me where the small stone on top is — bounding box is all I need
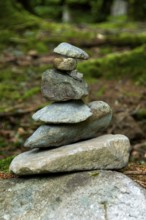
[53,57,77,71]
[53,42,89,60]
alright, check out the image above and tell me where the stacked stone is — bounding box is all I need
[10,43,131,175]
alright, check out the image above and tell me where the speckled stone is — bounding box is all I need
[10,134,131,175]
[53,57,77,71]
[32,101,92,124]
[41,69,88,101]
[24,101,112,148]
[53,42,89,59]
[69,70,83,81]
[1,171,146,220]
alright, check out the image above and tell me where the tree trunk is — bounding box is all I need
[90,0,114,22]
[128,0,146,21]
[17,0,34,14]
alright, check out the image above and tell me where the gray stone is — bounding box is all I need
[24,101,112,148]
[1,171,146,220]
[69,70,83,81]
[53,57,77,71]
[41,69,88,101]
[53,42,89,59]
[10,134,131,175]
[32,101,92,124]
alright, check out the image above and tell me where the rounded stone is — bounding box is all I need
[53,42,89,60]
[53,57,77,71]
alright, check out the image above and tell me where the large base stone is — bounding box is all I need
[0,171,146,220]
[10,134,131,175]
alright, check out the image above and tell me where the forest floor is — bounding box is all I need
[0,20,146,187]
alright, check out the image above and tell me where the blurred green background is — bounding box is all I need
[0,0,146,174]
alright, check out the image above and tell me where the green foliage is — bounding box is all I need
[0,156,15,173]
[79,46,146,84]
[0,0,40,29]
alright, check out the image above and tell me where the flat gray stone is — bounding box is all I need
[41,69,88,101]
[53,57,77,71]
[32,101,92,124]
[10,134,131,175]
[24,101,112,148]
[1,171,146,220]
[53,42,89,59]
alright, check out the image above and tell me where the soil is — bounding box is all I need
[90,79,146,163]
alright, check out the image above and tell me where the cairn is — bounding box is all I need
[10,43,131,175]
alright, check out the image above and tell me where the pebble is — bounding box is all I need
[53,57,77,71]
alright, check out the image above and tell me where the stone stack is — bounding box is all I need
[10,42,131,175]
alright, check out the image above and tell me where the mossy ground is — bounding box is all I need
[0,156,15,173]
[78,46,146,84]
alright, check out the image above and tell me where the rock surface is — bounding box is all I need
[1,171,146,220]
[25,101,112,148]
[69,70,83,81]
[10,134,131,175]
[32,101,92,123]
[41,69,88,101]
[53,57,77,71]
[53,42,89,59]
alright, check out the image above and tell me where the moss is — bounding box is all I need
[0,137,7,148]
[0,84,21,101]
[1,18,146,54]
[133,109,146,120]
[78,46,146,84]
[0,64,50,112]
[0,68,25,81]
[99,46,113,56]
[89,171,99,177]
[22,87,40,100]
[107,32,146,47]
[96,87,106,97]
[0,156,15,173]
[85,77,97,84]
[0,0,41,30]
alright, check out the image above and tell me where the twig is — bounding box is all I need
[133,179,146,188]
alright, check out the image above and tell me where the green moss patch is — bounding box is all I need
[79,46,146,84]
[0,156,15,173]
